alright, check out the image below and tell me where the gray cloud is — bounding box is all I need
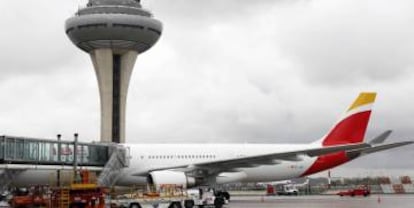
[270,0,414,85]
[146,0,414,86]
[0,1,86,79]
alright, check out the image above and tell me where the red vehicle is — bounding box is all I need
[10,186,49,208]
[337,186,370,197]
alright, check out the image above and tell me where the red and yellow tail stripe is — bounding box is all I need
[347,92,376,113]
[322,92,376,146]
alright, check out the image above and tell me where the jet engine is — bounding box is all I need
[148,170,196,188]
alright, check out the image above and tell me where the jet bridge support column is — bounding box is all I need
[57,134,61,187]
[73,133,79,177]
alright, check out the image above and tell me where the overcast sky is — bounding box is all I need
[0,0,413,175]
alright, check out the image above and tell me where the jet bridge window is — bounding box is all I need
[28,142,39,161]
[5,138,15,160]
[0,138,2,159]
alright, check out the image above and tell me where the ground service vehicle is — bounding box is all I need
[110,186,226,208]
[275,184,299,196]
[49,170,107,208]
[337,186,370,197]
[9,187,48,208]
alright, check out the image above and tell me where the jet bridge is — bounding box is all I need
[0,135,130,188]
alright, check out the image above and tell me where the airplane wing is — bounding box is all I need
[347,141,413,157]
[142,142,368,176]
[347,130,413,157]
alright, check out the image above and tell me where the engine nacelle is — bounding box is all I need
[148,170,196,189]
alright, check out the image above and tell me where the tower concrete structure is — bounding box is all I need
[65,0,162,143]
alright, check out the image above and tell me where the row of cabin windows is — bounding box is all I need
[145,155,217,160]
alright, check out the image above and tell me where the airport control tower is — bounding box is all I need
[65,0,162,143]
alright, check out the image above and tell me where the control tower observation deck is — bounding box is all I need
[65,0,162,143]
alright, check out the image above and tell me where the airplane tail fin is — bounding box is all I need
[317,92,377,146]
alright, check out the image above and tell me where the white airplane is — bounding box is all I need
[13,92,413,198]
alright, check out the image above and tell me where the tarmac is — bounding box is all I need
[227,194,414,208]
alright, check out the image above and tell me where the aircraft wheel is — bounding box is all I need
[214,197,225,208]
[168,201,183,208]
[184,199,195,208]
[129,203,142,208]
[222,191,231,201]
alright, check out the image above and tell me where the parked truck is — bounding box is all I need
[275,184,299,196]
[109,185,227,208]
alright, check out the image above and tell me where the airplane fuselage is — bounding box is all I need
[117,143,322,185]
